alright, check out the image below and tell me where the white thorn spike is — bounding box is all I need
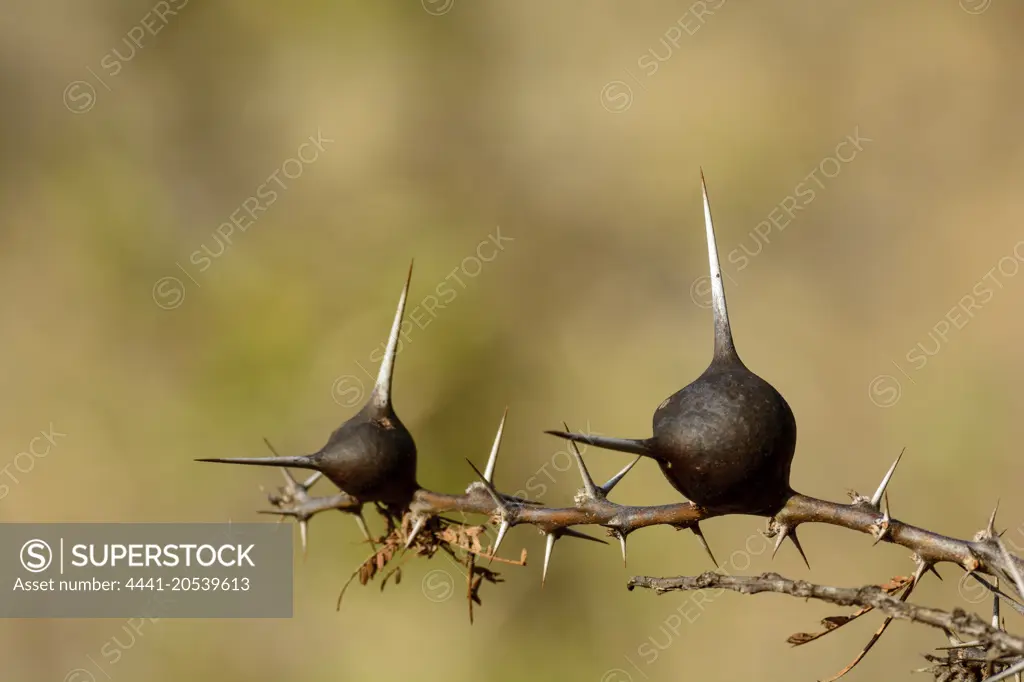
[988,499,1001,537]
[600,456,642,496]
[564,425,598,498]
[405,516,425,550]
[483,408,508,484]
[299,520,309,559]
[371,261,414,410]
[542,533,556,587]
[700,170,736,359]
[619,533,628,568]
[491,520,510,563]
[772,528,788,560]
[354,513,372,543]
[302,471,323,490]
[871,448,905,508]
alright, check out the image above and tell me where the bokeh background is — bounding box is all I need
[3,0,1024,680]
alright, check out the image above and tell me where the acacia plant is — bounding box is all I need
[199,174,1024,682]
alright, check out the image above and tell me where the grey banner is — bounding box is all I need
[0,523,292,618]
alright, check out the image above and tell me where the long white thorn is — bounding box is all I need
[299,519,309,559]
[491,520,510,562]
[700,170,736,360]
[618,532,628,568]
[871,448,905,508]
[405,516,426,550]
[371,261,414,410]
[483,408,508,484]
[542,533,556,587]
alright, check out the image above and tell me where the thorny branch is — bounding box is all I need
[629,571,1024,655]
[209,176,1024,681]
[268,453,1024,600]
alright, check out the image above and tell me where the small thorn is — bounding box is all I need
[789,528,811,570]
[772,524,809,569]
[490,520,510,564]
[564,423,599,499]
[370,260,414,410]
[405,516,426,550]
[299,519,309,559]
[302,471,323,490]
[910,558,931,588]
[354,513,373,544]
[926,564,942,581]
[987,499,1001,538]
[690,523,718,567]
[870,448,905,508]
[558,527,607,545]
[617,532,628,567]
[483,408,508,484]
[542,533,556,587]
[871,493,892,546]
[600,456,642,496]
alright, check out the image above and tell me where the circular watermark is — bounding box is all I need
[689,275,713,309]
[957,571,989,604]
[959,0,992,14]
[600,669,634,682]
[63,81,97,114]
[421,569,455,603]
[868,374,901,408]
[20,539,52,573]
[421,0,455,15]
[600,80,633,114]
[331,375,365,408]
[64,669,97,682]
[152,276,185,310]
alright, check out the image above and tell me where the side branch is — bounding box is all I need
[627,571,1024,657]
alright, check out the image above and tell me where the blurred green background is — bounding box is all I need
[3,0,1024,680]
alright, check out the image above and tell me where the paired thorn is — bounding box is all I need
[615,530,629,568]
[771,522,811,569]
[986,499,1001,539]
[870,449,904,508]
[540,527,607,587]
[405,516,427,550]
[467,458,514,564]
[601,456,642,495]
[370,260,414,410]
[483,408,508,484]
[870,493,892,546]
[564,424,600,500]
[557,427,642,504]
[690,523,718,568]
